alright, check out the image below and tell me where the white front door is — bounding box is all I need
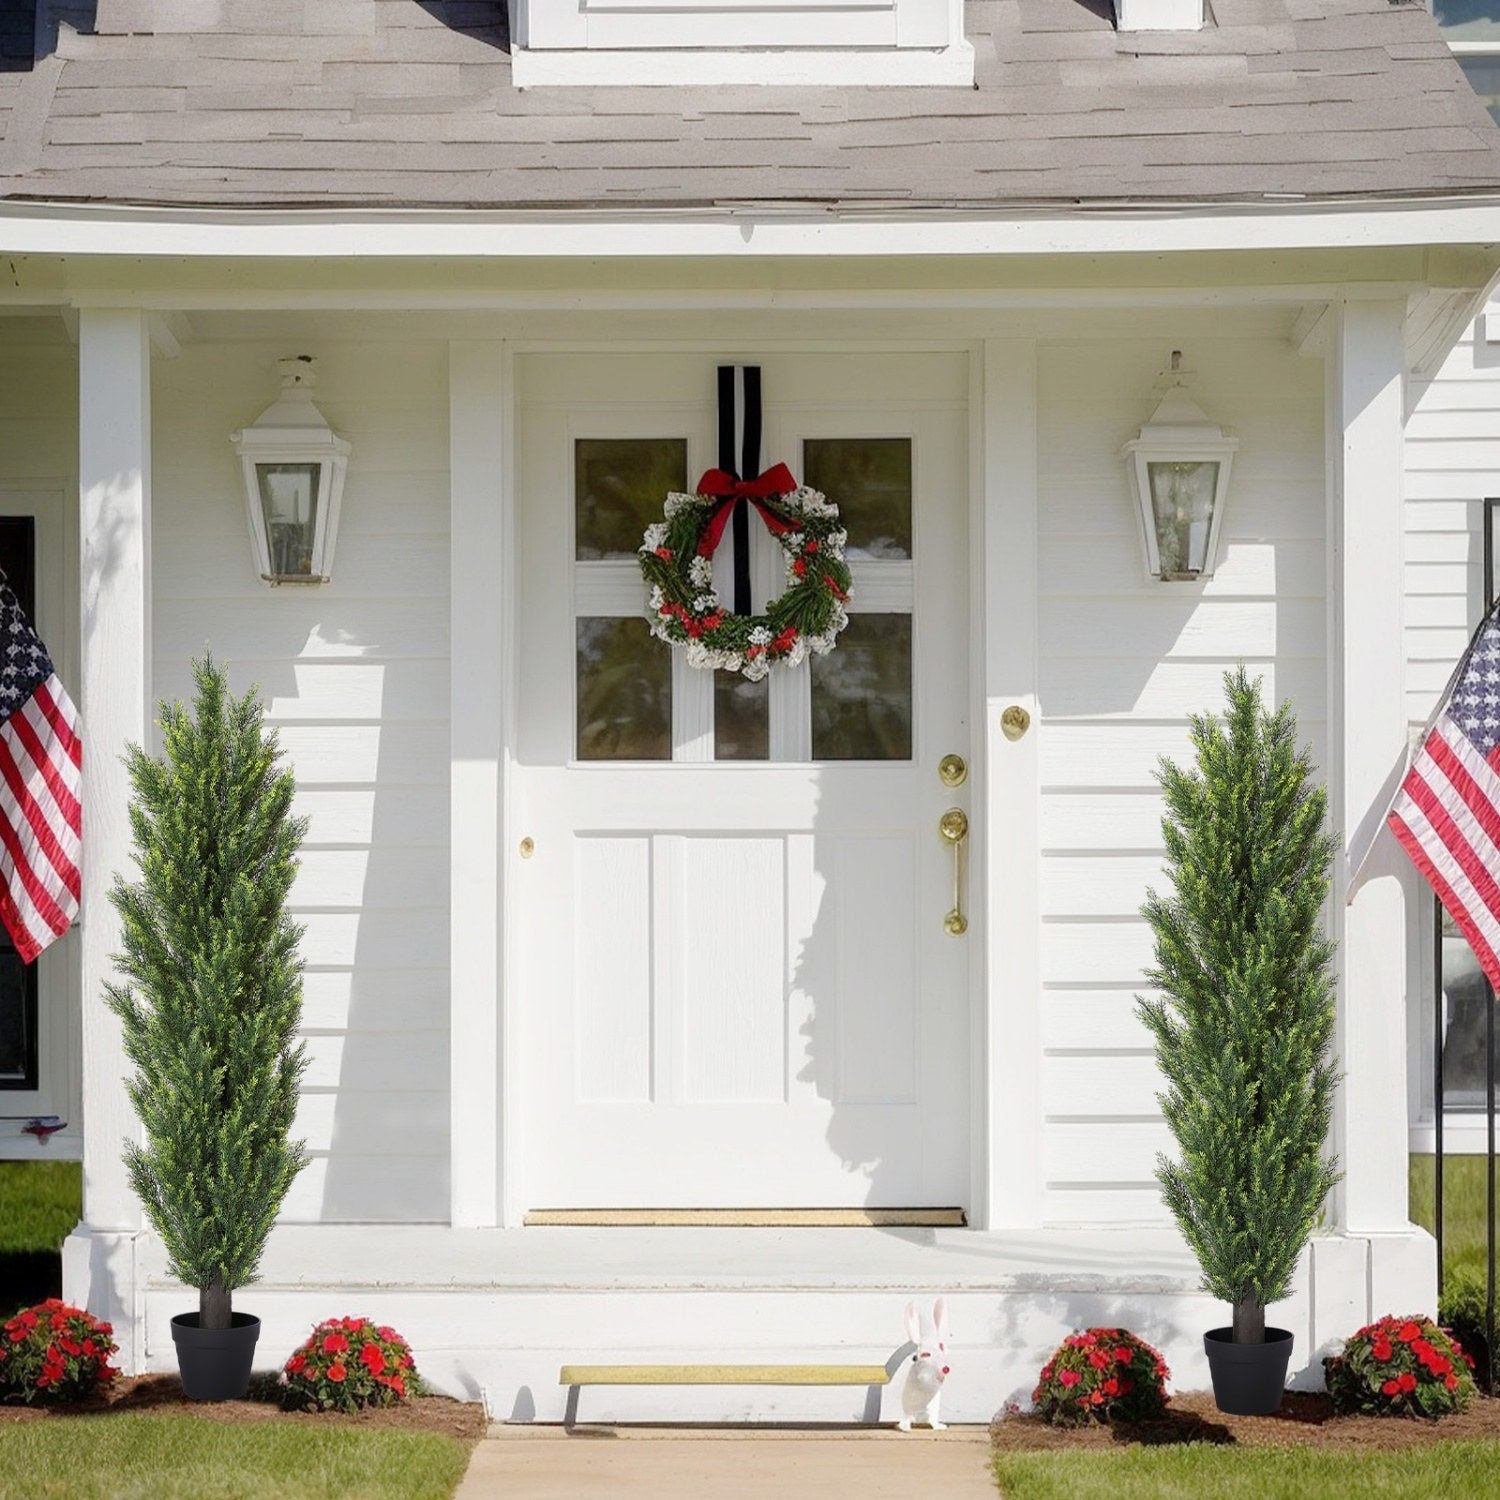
[513,351,972,1209]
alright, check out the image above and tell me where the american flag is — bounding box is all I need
[0,577,81,963]
[1390,602,1500,990]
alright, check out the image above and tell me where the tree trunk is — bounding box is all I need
[1233,1293,1265,1345]
[200,1274,232,1332]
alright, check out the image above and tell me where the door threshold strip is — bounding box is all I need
[522,1208,968,1228]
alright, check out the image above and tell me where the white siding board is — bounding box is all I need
[1043,855,1168,919]
[1042,792,1164,853]
[1042,991,1156,1052]
[1044,1122,1172,1184]
[1041,1187,1170,1225]
[1042,659,1325,721]
[1041,599,1325,661]
[300,1029,447,1095]
[153,339,453,1225]
[1043,1054,1164,1119]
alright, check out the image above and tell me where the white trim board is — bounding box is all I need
[5,202,1500,259]
[510,44,974,87]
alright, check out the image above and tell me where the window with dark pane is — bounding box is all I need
[1434,3,1500,124]
[576,616,672,761]
[714,672,769,761]
[803,438,912,560]
[0,516,37,1089]
[1436,493,1500,1112]
[575,439,688,560]
[811,613,912,761]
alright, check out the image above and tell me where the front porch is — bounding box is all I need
[0,237,1480,1417]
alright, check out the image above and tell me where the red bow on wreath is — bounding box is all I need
[694,464,798,558]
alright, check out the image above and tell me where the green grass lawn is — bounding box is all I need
[993,1441,1500,1500]
[0,1414,472,1500]
[0,1162,80,1255]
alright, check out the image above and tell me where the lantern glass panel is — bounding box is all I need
[256,462,322,579]
[1146,459,1220,579]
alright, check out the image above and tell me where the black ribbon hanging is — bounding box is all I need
[716,365,762,616]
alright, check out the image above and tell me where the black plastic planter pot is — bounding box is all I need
[170,1312,260,1401]
[1204,1326,1294,1416]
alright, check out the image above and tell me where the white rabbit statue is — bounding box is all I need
[897,1298,950,1431]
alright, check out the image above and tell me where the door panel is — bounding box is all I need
[513,351,971,1209]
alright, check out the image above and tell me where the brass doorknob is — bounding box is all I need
[939,807,969,936]
[938,753,968,788]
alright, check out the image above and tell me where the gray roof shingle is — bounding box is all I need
[3,0,1500,211]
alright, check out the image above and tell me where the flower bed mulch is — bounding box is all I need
[991,1389,1500,1453]
[0,1372,486,1442]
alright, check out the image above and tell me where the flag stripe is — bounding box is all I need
[1396,773,1500,935]
[12,695,81,827]
[1390,805,1500,988]
[0,726,80,903]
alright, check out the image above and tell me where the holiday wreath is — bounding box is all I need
[639,463,852,680]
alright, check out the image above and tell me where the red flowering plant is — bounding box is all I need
[0,1299,119,1404]
[1031,1327,1170,1427]
[279,1317,418,1413]
[1324,1314,1476,1418]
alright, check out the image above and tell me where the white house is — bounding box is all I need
[4,0,1500,1423]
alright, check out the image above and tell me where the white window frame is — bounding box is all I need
[507,0,973,87]
[0,489,81,1160]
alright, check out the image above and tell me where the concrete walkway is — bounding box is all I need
[455,1426,998,1499]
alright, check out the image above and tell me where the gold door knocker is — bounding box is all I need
[939,807,969,936]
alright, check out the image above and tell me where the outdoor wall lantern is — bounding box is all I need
[231,356,350,585]
[1122,352,1238,582]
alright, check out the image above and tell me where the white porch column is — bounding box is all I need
[65,308,152,1366]
[1326,299,1412,1235]
[979,338,1042,1228]
[448,342,508,1227]
[77,308,152,1233]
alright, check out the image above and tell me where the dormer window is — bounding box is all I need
[508,0,972,86]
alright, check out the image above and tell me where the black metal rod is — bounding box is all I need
[1488,975,1497,1394]
[1436,900,1445,1302]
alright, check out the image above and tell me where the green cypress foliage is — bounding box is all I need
[106,657,308,1331]
[1137,668,1341,1344]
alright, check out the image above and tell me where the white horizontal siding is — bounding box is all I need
[152,339,451,1225]
[1036,334,1325,1228]
[1404,321,1494,731]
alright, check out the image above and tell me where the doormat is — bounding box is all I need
[522,1208,967,1227]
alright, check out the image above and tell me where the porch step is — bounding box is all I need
[526,1208,966,1228]
[560,1363,892,1386]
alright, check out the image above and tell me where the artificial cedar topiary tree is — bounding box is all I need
[1137,667,1341,1346]
[107,657,308,1332]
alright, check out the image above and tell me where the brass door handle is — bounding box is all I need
[939,807,969,937]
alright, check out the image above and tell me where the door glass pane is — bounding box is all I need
[714,672,769,761]
[811,613,912,761]
[803,438,912,561]
[576,438,688,560]
[577,617,671,761]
